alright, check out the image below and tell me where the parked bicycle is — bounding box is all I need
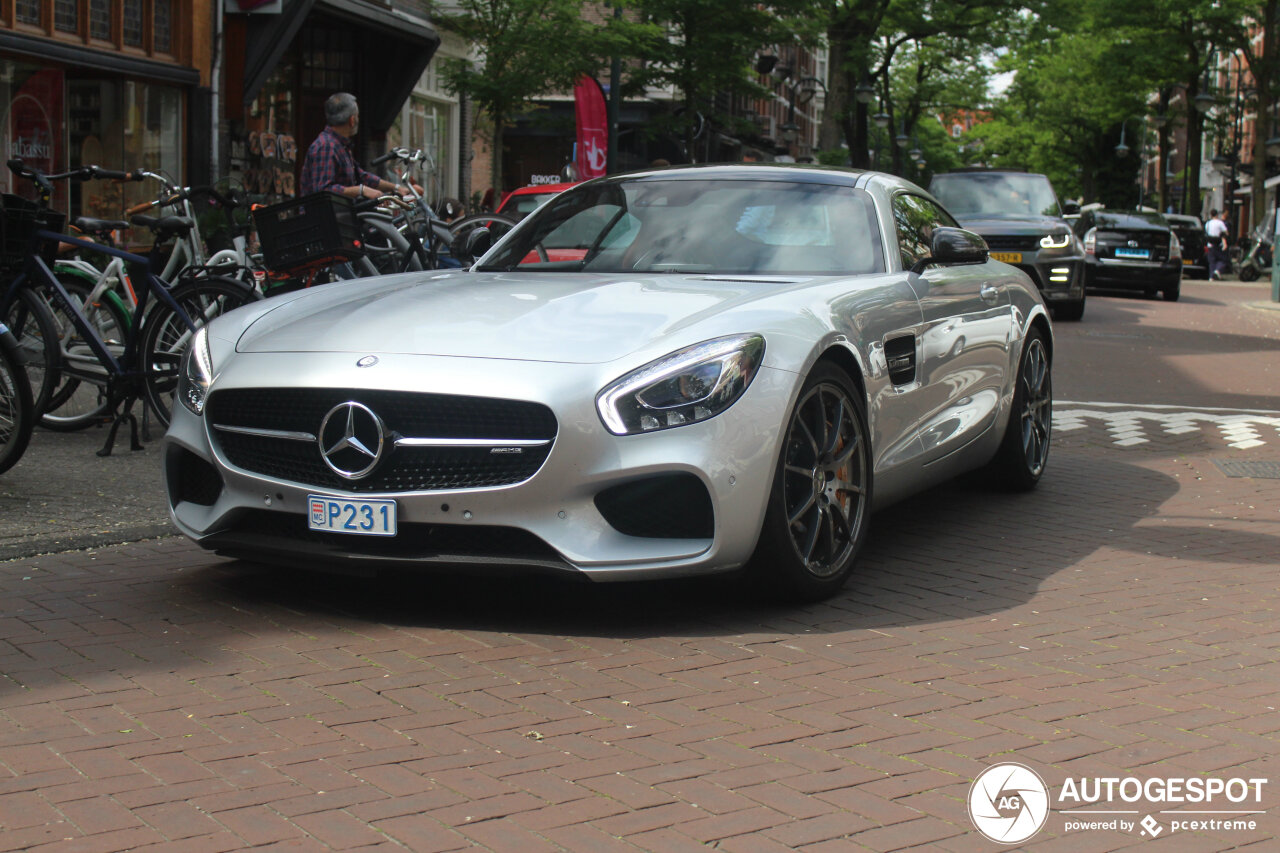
[2,158,260,454]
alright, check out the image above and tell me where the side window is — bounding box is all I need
[892,193,952,270]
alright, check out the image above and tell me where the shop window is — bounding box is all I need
[124,0,144,47]
[16,0,43,26]
[89,0,112,40]
[55,0,79,32]
[301,29,355,92]
[408,97,452,200]
[235,55,297,202]
[67,77,184,230]
[154,0,172,54]
[1,64,66,208]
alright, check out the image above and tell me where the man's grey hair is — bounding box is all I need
[325,92,358,127]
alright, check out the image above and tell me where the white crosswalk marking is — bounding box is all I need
[1053,403,1280,448]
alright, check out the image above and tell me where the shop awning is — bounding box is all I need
[242,0,440,131]
[0,30,200,85]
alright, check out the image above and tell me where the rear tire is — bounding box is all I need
[141,277,260,427]
[39,275,132,428]
[1162,279,1181,301]
[0,331,34,474]
[1238,263,1259,282]
[1053,292,1085,321]
[748,362,872,602]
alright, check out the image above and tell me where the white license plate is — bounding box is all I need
[1115,248,1150,259]
[308,495,397,536]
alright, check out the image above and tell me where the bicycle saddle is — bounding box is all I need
[130,214,194,237]
[74,217,131,234]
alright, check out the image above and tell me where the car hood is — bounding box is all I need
[236,270,806,364]
[954,214,1068,234]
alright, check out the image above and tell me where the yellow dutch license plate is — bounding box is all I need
[989,251,1022,263]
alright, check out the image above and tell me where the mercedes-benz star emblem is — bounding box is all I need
[357,355,379,368]
[318,402,386,479]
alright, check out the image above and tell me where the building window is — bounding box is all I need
[301,28,355,91]
[55,0,78,32]
[89,0,112,40]
[154,0,172,53]
[16,0,43,25]
[123,0,144,47]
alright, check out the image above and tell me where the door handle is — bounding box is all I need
[980,283,1000,304]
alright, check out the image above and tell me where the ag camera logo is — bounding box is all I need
[969,763,1051,844]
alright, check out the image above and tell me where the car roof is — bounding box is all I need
[1094,209,1169,227]
[1164,213,1201,225]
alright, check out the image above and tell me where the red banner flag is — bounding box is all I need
[574,76,608,179]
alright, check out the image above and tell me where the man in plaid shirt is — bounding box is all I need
[300,93,408,200]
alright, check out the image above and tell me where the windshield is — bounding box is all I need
[930,172,1062,218]
[478,178,885,276]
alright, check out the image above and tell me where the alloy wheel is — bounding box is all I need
[781,382,868,578]
[1019,338,1052,477]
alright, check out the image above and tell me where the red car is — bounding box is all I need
[495,182,581,220]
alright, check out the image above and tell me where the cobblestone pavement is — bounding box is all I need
[0,282,1278,851]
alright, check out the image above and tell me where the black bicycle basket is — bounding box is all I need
[252,191,364,273]
[0,193,66,275]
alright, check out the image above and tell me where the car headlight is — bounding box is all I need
[596,334,765,435]
[177,325,213,416]
[1040,232,1073,250]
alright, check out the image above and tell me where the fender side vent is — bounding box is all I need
[884,335,916,386]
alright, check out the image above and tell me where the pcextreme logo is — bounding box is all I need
[968,764,1269,845]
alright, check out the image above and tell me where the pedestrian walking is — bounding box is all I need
[1205,208,1230,280]
[299,92,409,200]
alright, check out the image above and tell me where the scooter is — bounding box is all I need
[1237,227,1272,281]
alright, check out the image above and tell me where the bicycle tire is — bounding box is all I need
[359,213,423,275]
[39,275,132,426]
[0,328,35,475]
[2,287,60,416]
[141,276,260,427]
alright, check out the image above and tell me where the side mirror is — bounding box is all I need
[910,226,988,274]
[1062,199,1081,215]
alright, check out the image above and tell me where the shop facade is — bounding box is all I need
[1,0,213,217]
[221,0,439,204]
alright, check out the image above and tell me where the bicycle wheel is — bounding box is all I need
[141,276,260,427]
[0,328,35,475]
[359,213,422,275]
[39,274,132,425]
[2,287,60,415]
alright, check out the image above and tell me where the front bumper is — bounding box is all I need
[990,248,1085,303]
[163,351,796,581]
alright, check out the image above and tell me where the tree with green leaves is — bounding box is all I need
[430,0,600,194]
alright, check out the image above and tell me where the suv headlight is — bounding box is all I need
[1040,232,1072,249]
[177,325,213,416]
[597,334,765,435]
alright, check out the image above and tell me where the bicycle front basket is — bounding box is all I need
[0,193,65,275]
[252,191,364,273]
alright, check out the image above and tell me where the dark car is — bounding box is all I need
[1072,209,1182,301]
[929,169,1087,320]
[1164,213,1208,279]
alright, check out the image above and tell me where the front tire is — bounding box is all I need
[1054,291,1085,322]
[749,363,871,602]
[990,328,1052,491]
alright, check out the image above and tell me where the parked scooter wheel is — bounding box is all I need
[1238,263,1260,282]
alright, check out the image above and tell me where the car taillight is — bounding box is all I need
[1169,231,1181,259]
[1084,227,1096,255]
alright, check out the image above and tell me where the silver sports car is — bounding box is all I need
[163,165,1052,601]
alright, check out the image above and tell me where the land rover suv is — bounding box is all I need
[929,169,1087,320]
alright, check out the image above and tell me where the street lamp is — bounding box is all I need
[854,80,876,104]
[777,74,826,157]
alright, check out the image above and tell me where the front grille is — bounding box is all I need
[983,234,1040,251]
[206,388,557,492]
[594,474,714,539]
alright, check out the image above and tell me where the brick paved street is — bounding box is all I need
[1,281,1278,851]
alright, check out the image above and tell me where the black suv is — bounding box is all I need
[1071,209,1182,301]
[929,170,1087,320]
